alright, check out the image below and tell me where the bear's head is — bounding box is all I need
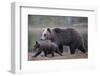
[41,28,52,40]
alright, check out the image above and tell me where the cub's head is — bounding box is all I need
[41,28,52,40]
[33,41,40,50]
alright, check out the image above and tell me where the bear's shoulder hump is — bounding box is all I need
[53,28,61,33]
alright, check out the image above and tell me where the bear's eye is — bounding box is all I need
[44,34,46,37]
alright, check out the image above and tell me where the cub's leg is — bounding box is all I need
[43,50,48,57]
[33,50,41,57]
[55,50,62,56]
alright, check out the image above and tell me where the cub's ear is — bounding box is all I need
[36,41,38,44]
[47,28,51,33]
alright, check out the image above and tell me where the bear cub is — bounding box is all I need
[33,40,62,57]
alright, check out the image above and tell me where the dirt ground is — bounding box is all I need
[28,51,88,61]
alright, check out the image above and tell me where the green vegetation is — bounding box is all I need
[28,32,37,51]
[28,15,88,27]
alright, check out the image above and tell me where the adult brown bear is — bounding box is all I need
[41,28,86,54]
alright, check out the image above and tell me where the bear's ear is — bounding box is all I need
[47,28,51,33]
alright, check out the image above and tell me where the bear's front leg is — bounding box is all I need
[69,45,76,54]
[59,44,63,53]
[51,51,54,57]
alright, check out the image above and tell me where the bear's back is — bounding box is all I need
[53,28,82,45]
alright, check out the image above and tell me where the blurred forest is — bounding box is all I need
[28,15,88,56]
[28,15,88,27]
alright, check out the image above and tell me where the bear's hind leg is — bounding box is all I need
[78,45,86,53]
